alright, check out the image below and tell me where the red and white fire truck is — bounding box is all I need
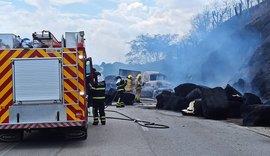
[0,31,93,141]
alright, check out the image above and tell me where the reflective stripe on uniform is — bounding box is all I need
[116,102,122,106]
[93,97,106,100]
[92,87,105,91]
[117,80,126,91]
[118,84,125,88]
[100,116,106,121]
[117,102,124,105]
[94,117,99,121]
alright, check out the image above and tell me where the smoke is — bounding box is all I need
[100,21,261,89]
[160,9,262,89]
[99,1,266,93]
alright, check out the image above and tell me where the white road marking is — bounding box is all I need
[141,126,149,131]
[137,118,149,131]
[0,143,18,156]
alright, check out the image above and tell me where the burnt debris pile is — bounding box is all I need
[156,83,270,127]
[105,88,135,106]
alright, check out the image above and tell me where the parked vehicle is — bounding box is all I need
[141,71,173,98]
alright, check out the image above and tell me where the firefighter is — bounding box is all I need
[91,72,106,125]
[86,68,97,108]
[135,74,142,103]
[116,76,126,108]
[125,75,133,93]
[86,75,93,108]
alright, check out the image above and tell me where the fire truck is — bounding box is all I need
[0,31,93,141]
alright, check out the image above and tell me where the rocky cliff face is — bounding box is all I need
[248,1,270,100]
[199,1,270,100]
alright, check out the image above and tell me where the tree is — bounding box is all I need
[192,8,212,32]
[125,34,179,64]
[210,1,232,27]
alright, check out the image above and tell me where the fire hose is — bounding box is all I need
[88,107,169,129]
[105,109,170,129]
[88,89,169,129]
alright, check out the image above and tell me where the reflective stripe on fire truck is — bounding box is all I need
[63,48,86,121]
[0,48,86,124]
[0,121,84,129]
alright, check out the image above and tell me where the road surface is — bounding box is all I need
[0,99,270,156]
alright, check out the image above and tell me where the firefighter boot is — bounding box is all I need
[93,117,99,125]
[100,116,106,125]
[116,103,121,108]
[116,98,122,108]
[101,121,106,125]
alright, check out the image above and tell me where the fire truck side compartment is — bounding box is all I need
[9,104,67,124]
[12,58,62,104]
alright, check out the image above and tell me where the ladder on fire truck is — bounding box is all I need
[32,30,61,48]
[34,31,80,105]
[61,35,80,105]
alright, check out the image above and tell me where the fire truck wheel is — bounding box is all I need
[81,129,88,140]
[19,130,24,141]
[0,130,23,142]
[64,127,88,140]
[79,127,88,140]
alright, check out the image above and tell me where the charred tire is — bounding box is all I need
[156,90,173,109]
[194,99,203,117]
[224,84,243,102]
[243,93,262,106]
[241,93,262,115]
[122,92,135,105]
[228,101,242,118]
[201,87,229,120]
[174,83,198,98]
[186,88,202,103]
[243,105,270,126]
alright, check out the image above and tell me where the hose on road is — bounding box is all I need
[105,110,170,129]
[88,108,170,129]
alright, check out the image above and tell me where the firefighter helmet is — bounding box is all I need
[94,71,101,77]
[128,75,133,79]
[97,75,104,82]
[137,74,142,78]
[115,76,122,81]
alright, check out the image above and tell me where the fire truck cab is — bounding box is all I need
[0,31,92,141]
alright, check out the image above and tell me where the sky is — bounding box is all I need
[0,0,215,64]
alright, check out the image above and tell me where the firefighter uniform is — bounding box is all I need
[91,81,106,125]
[135,74,142,103]
[86,75,94,108]
[116,79,126,108]
[125,77,133,93]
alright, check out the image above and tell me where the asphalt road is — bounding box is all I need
[0,100,270,156]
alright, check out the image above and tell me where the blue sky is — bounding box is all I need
[0,0,214,64]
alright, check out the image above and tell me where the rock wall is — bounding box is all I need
[248,1,270,100]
